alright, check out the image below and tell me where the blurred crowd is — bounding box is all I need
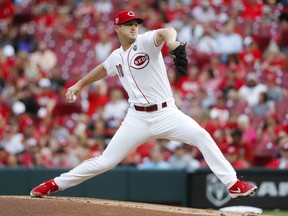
[1,0,288,170]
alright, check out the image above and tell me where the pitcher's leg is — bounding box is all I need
[191,129,237,188]
[155,109,237,187]
[55,111,151,190]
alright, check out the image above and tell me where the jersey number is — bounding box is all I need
[116,64,124,77]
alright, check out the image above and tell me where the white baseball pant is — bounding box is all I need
[55,103,237,190]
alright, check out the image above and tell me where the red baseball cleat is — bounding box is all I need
[229,179,257,199]
[30,179,59,197]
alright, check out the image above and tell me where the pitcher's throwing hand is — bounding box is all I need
[65,84,82,103]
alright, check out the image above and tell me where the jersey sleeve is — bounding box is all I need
[102,53,117,77]
[140,30,164,56]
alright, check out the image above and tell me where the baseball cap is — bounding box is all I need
[114,10,143,25]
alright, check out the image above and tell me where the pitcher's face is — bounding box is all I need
[115,20,139,43]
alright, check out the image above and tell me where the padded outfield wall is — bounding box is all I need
[0,167,287,209]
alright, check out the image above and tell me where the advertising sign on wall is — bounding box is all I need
[189,169,288,209]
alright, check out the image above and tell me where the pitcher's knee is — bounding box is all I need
[95,157,118,171]
[190,127,212,143]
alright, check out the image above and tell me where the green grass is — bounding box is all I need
[263,210,288,216]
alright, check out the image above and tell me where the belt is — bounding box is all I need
[134,102,167,112]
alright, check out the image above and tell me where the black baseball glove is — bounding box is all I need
[169,42,188,76]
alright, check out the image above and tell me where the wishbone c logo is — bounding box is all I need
[127,11,135,16]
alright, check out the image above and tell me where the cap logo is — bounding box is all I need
[114,10,143,25]
[127,11,135,16]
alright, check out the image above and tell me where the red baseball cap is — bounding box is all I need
[114,10,143,25]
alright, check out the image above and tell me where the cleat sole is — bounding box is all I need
[230,187,258,199]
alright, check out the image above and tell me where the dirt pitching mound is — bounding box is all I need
[0,196,261,216]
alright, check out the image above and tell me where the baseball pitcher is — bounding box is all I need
[30,10,257,199]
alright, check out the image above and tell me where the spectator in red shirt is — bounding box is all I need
[229,129,254,165]
[0,48,12,81]
[0,93,9,136]
[219,68,245,98]
[53,13,77,40]
[0,0,15,32]
[134,141,155,164]
[241,0,264,21]
[36,78,57,113]
[209,54,226,77]
[260,40,286,75]
[157,0,176,23]
[212,127,229,152]
[210,92,230,127]
[266,143,288,169]
[177,65,201,99]
[223,145,250,169]
[33,1,59,28]
[86,80,109,117]
[239,36,262,71]
[17,137,39,167]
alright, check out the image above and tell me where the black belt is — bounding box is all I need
[134,102,167,112]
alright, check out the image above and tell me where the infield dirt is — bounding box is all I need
[0,196,263,216]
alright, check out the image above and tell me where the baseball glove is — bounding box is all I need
[169,42,188,76]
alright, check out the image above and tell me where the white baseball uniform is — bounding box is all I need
[54,30,237,190]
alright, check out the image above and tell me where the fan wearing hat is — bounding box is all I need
[223,146,250,169]
[229,129,254,165]
[31,10,257,200]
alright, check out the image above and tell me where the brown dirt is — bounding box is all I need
[0,196,261,216]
